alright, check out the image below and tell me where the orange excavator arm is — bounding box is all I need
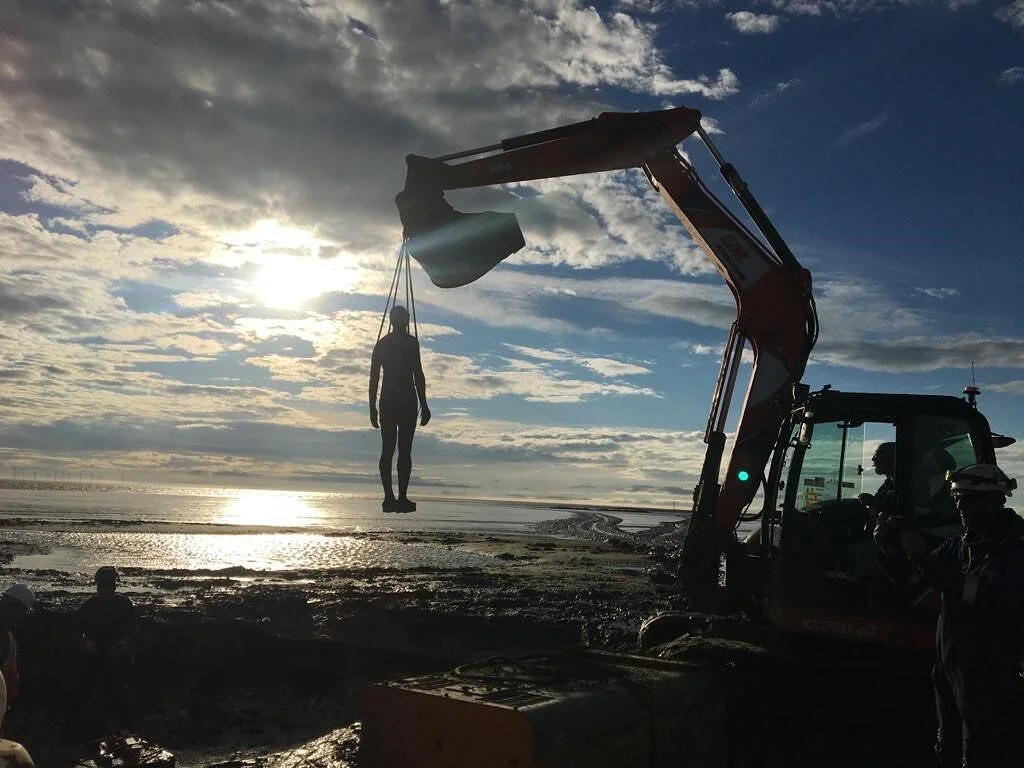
[396,105,819,592]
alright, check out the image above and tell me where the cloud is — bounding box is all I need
[699,116,725,135]
[0,0,741,258]
[989,380,1024,394]
[749,78,803,107]
[770,0,825,14]
[726,11,783,33]
[814,277,931,338]
[447,168,718,275]
[814,335,1024,373]
[0,0,743,325]
[770,0,982,14]
[834,113,889,147]
[651,68,740,100]
[0,276,77,318]
[998,66,1024,86]
[996,0,1024,29]
[502,344,652,377]
[914,287,960,299]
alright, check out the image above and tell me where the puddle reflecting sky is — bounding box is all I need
[7,530,497,573]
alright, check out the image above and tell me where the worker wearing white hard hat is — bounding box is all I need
[896,464,1024,766]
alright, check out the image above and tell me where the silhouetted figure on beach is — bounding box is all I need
[68,567,137,734]
[369,305,431,513]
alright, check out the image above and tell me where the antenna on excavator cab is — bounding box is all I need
[963,361,1017,448]
[963,361,981,408]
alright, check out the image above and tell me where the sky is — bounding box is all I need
[0,0,1022,507]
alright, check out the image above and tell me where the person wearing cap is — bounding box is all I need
[369,305,431,513]
[896,464,1024,767]
[0,584,35,709]
[70,567,137,732]
[859,441,897,521]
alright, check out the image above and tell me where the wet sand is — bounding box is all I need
[2,512,683,766]
[1,511,940,767]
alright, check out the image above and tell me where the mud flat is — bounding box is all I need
[1,516,938,767]
[1,515,674,765]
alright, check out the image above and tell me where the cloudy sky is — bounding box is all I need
[1,0,1022,506]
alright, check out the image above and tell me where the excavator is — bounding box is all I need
[390,103,1012,648]
[359,104,1014,767]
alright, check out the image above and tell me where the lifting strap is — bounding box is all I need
[376,241,419,343]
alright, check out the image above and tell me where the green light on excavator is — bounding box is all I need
[737,469,751,482]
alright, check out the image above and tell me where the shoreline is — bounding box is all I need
[0,478,691,516]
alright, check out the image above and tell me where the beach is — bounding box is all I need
[0,485,943,767]
[0,486,685,765]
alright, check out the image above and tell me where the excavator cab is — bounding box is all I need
[741,386,1000,647]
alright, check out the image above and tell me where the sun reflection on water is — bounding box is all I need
[218,489,324,527]
[9,530,497,572]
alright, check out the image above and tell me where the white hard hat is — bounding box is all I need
[947,463,1016,498]
[3,584,36,613]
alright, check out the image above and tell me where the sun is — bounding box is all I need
[252,259,359,310]
[221,219,361,310]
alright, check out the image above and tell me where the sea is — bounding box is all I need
[0,485,685,577]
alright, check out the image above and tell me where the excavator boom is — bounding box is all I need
[404,106,703,189]
[396,105,819,592]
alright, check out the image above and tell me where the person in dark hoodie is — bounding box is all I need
[894,463,1024,767]
[69,567,137,733]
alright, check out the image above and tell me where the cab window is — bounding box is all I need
[909,414,982,523]
[791,421,867,513]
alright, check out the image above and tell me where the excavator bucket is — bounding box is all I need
[395,156,526,289]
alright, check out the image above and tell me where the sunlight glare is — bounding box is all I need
[219,489,322,527]
[220,219,361,310]
[252,259,359,310]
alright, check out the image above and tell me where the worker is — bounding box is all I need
[0,672,34,766]
[894,463,1024,767]
[859,441,896,519]
[369,305,431,513]
[70,567,137,732]
[0,584,36,709]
